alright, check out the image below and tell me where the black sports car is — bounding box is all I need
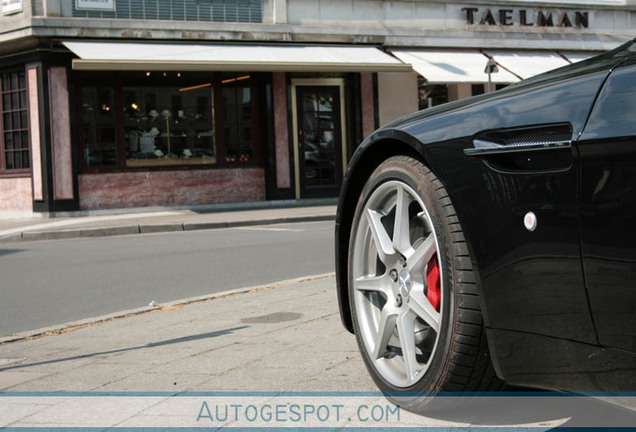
[335,38,636,408]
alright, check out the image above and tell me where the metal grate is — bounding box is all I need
[73,0,262,23]
[502,126,572,147]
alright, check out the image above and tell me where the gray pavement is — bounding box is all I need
[0,275,364,393]
[1,275,634,429]
[0,201,337,244]
[0,275,394,428]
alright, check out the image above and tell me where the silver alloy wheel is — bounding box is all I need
[351,180,443,388]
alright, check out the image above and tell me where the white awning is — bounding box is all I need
[390,49,520,84]
[482,51,571,80]
[561,51,600,64]
[62,41,411,73]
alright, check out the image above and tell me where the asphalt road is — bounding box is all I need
[0,221,334,335]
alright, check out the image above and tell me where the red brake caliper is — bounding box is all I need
[426,254,441,312]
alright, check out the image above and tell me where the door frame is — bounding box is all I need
[291,78,347,200]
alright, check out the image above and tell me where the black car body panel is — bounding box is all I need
[336,39,636,390]
[579,56,636,353]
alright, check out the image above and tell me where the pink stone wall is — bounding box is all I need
[49,67,74,200]
[360,73,376,139]
[0,177,33,213]
[272,72,291,189]
[78,168,265,210]
[28,67,43,201]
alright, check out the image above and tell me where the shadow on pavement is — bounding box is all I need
[0,249,23,257]
[0,326,249,372]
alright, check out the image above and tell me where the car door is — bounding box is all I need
[578,57,636,352]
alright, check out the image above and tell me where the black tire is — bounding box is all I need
[348,155,502,411]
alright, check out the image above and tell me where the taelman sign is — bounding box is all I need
[462,8,589,28]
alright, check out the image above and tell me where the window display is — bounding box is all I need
[77,71,261,172]
[122,72,216,167]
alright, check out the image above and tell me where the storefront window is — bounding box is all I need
[417,77,448,110]
[221,73,253,162]
[81,73,117,167]
[472,84,485,96]
[0,71,29,172]
[78,71,262,171]
[122,72,216,167]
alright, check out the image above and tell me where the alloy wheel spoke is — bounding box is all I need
[409,290,441,333]
[365,209,395,264]
[392,185,413,256]
[397,311,419,381]
[406,235,436,273]
[354,274,393,299]
[372,306,398,360]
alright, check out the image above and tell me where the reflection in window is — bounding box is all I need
[418,77,448,110]
[123,72,216,167]
[222,73,253,163]
[81,74,117,167]
[300,91,336,187]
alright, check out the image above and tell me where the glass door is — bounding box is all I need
[294,84,344,198]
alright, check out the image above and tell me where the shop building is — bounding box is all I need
[0,0,633,216]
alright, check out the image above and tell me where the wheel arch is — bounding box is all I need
[336,131,431,333]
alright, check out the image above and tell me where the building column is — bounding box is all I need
[48,66,74,203]
[31,62,79,214]
[360,72,376,139]
[27,65,44,203]
[272,72,291,190]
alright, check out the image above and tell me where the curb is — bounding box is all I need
[0,273,335,345]
[0,214,335,244]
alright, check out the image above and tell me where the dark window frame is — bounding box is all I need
[215,72,263,166]
[76,71,265,174]
[417,77,449,110]
[0,70,30,177]
[471,83,485,96]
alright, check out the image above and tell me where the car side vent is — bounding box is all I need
[500,126,572,148]
[466,123,573,173]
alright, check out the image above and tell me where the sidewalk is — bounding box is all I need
[0,200,337,244]
[0,275,476,429]
[0,276,404,428]
[0,275,631,429]
[0,275,368,393]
